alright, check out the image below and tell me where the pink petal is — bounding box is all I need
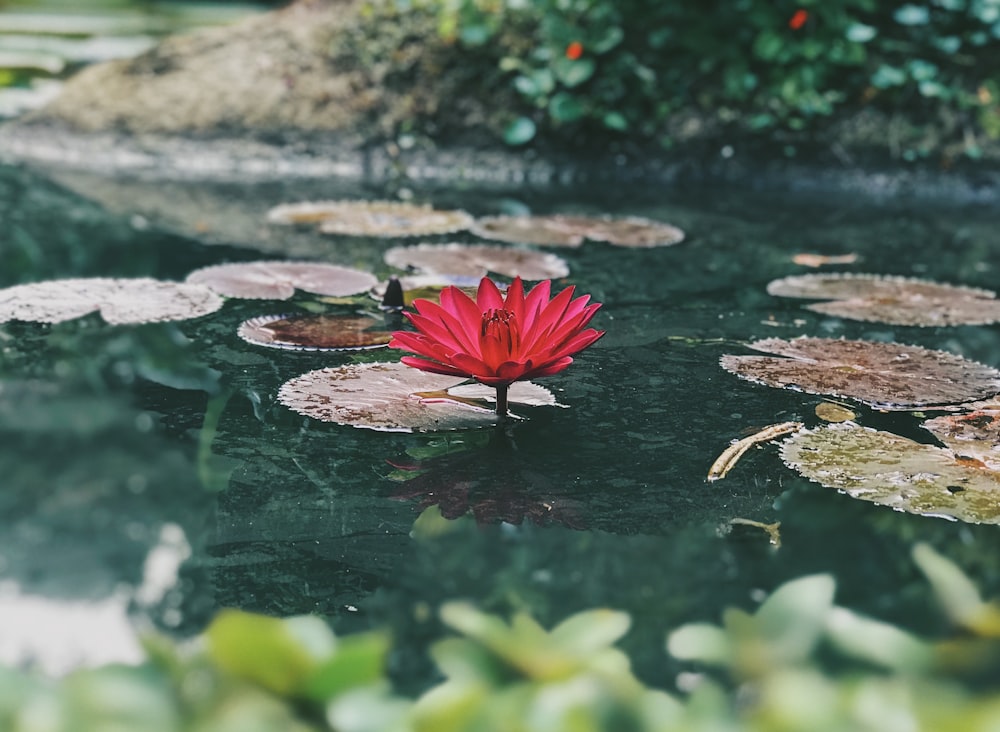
[496,360,531,381]
[400,356,469,378]
[475,277,505,311]
[502,277,526,321]
[408,299,480,356]
[450,352,492,379]
[523,356,574,378]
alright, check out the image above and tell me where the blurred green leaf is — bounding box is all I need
[206,610,334,696]
[549,91,584,122]
[305,632,390,702]
[553,56,595,87]
[845,22,877,42]
[503,116,536,145]
[894,4,931,24]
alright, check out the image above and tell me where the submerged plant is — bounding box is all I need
[389,277,604,417]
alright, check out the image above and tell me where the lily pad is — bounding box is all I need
[237,314,393,351]
[277,362,557,432]
[471,214,685,248]
[720,337,1000,410]
[0,277,223,324]
[185,261,377,300]
[922,409,1000,470]
[766,273,1000,326]
[780,421,1000,524]
[383,243,569,280]
[267,200,473,237]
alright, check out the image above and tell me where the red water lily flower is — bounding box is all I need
[390,277,604,416]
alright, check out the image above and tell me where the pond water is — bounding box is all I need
[2,161,1000,690]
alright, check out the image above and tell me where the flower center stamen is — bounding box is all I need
[481,308,519,355]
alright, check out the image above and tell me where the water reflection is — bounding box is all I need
[387,430,586,529]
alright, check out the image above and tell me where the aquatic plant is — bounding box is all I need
[389,277,604,417]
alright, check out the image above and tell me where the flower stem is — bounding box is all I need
[494,384,509,418]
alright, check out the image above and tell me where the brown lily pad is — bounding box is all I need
[766,273,1000,327]
[266,200,473,237]
[185,261,377,300]
[0,277,223,325]
[383,243,569,280]
[720,337,1000,410]
[237,314,393,351]
[471,214,685,248]
[781,421,1000,524]
[922,409,1000,471]
[278,362,558,432]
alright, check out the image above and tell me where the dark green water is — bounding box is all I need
[1,163,999,689]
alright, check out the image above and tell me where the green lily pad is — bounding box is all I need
[720,337,1000,410]
[277,362,558,432]
[780,422,1000,524]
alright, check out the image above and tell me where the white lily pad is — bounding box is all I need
[471,214,685,248]
[720,337,1000,410]
[185,261,377,300]
[277,362,557,432]
[267,200,473,237]
[383,243,569,280]
[0,277,223,325]
[767,273,1000,326]
[780,421,1000,524]
[237,314,393,351]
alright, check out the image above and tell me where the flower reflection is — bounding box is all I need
[386,434,585,529]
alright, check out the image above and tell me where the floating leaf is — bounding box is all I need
[264,200,473,237]
[780,422,1000,524]
[237,314,393,351]
[721,337,1000,410]
[0,277,223,324]
[791,253,859,267]
[815,401,856,423]
[470,214,684,248]
[922,409,1000,470]
[383,243,569,280]
[186,261,377,300]
[766,273,1000,326]
[707,421,803,482]
[277,362,558,432]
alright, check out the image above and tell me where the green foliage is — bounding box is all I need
[1,545,1000,730]
[396,0,1000,149]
